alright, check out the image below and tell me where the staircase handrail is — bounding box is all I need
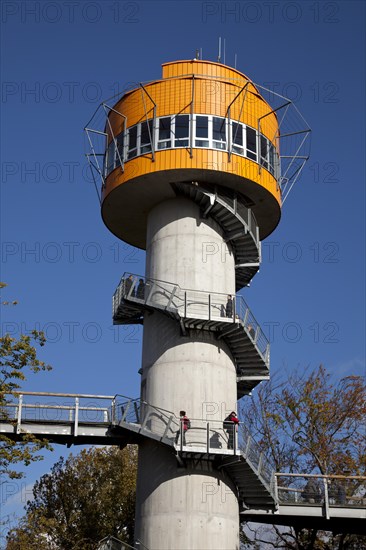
[114,273,269,360]
[240,425,276,489]
[186,183,260,248]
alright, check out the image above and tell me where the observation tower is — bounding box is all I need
[85,58,310,550]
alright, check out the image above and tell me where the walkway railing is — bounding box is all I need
[1,393,274,483]
[113,273,270,362]
[1,392,115,436]
[240,426,275,489]
[112,395,276,490]
[6,393,364,514]
[113,395,178,444]
[114,395,243,452]
[275,473,366,513]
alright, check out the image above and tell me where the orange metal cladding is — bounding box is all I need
[101,60,282,248]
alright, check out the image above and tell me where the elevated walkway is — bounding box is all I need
[173,182,261,290]
[113,274,270,398]
[0,392,276,510]
[241,473,366,535]
[2,393,365,533]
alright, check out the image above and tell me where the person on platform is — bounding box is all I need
[224,411,239,449]
[226,295,233,318]
[247,324,256,340]
[302,478,320,503]
[136,278,145,299]
[175,410,190,446]
[124,274,135,297]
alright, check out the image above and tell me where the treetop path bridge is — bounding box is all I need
[1,391,365,535]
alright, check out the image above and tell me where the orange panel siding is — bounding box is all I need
[104,148,280,203]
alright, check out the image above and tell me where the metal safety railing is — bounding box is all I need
[240,426,275,489]
[1,392,115,436]
[113,273,270,362]
[112,395,275,490]
[274,473,366,514]
[98,535,149,550]
[1,392,275,493]
[113,396,239,452]
[112,395,178,444]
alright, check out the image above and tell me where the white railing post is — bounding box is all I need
[74,397,79,437]
[121,400,131,423]
[141,406,150,430]
[243,307,249,326]
[16,394,23,434]
[273,474,279,503]
[257,452,263,475]
[324,477,330,519]
[111,397,116,424]
[245,434,251,457]
[162,415,174,441]
[207,422,210,453]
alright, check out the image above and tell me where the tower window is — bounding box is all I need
[158,117,171,149]
[246,127,257,161]
[174,114,189,147]
[116,133,124,166]
[212,117,226,150]
[195,116,209,147]
[260,135,268,169]
[232,122,244,155]
[141,120,153,154]
[268,143,275,175]
[127,126,137,159]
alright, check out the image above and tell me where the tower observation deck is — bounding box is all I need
[84,59,311,550]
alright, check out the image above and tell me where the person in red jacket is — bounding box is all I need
[224,411,239,449]
[175,410,190,446]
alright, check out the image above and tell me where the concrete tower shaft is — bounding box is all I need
[135,441,239,550]
[146,197,235,293]
[142,197,237,422]
[136,197,239,549]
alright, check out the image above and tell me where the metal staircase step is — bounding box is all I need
[221,454,276,510]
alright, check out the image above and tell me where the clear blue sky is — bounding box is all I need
[1,0,365,535]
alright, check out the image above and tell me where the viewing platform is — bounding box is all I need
[112,273,270,398]
[0,392,275,509]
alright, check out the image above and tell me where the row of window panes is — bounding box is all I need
[105,115,279,178]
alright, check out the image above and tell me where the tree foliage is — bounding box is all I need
[240,365,366,549]
[6,446,138,549]
[1,282,52,480]
[241,364,366,476]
